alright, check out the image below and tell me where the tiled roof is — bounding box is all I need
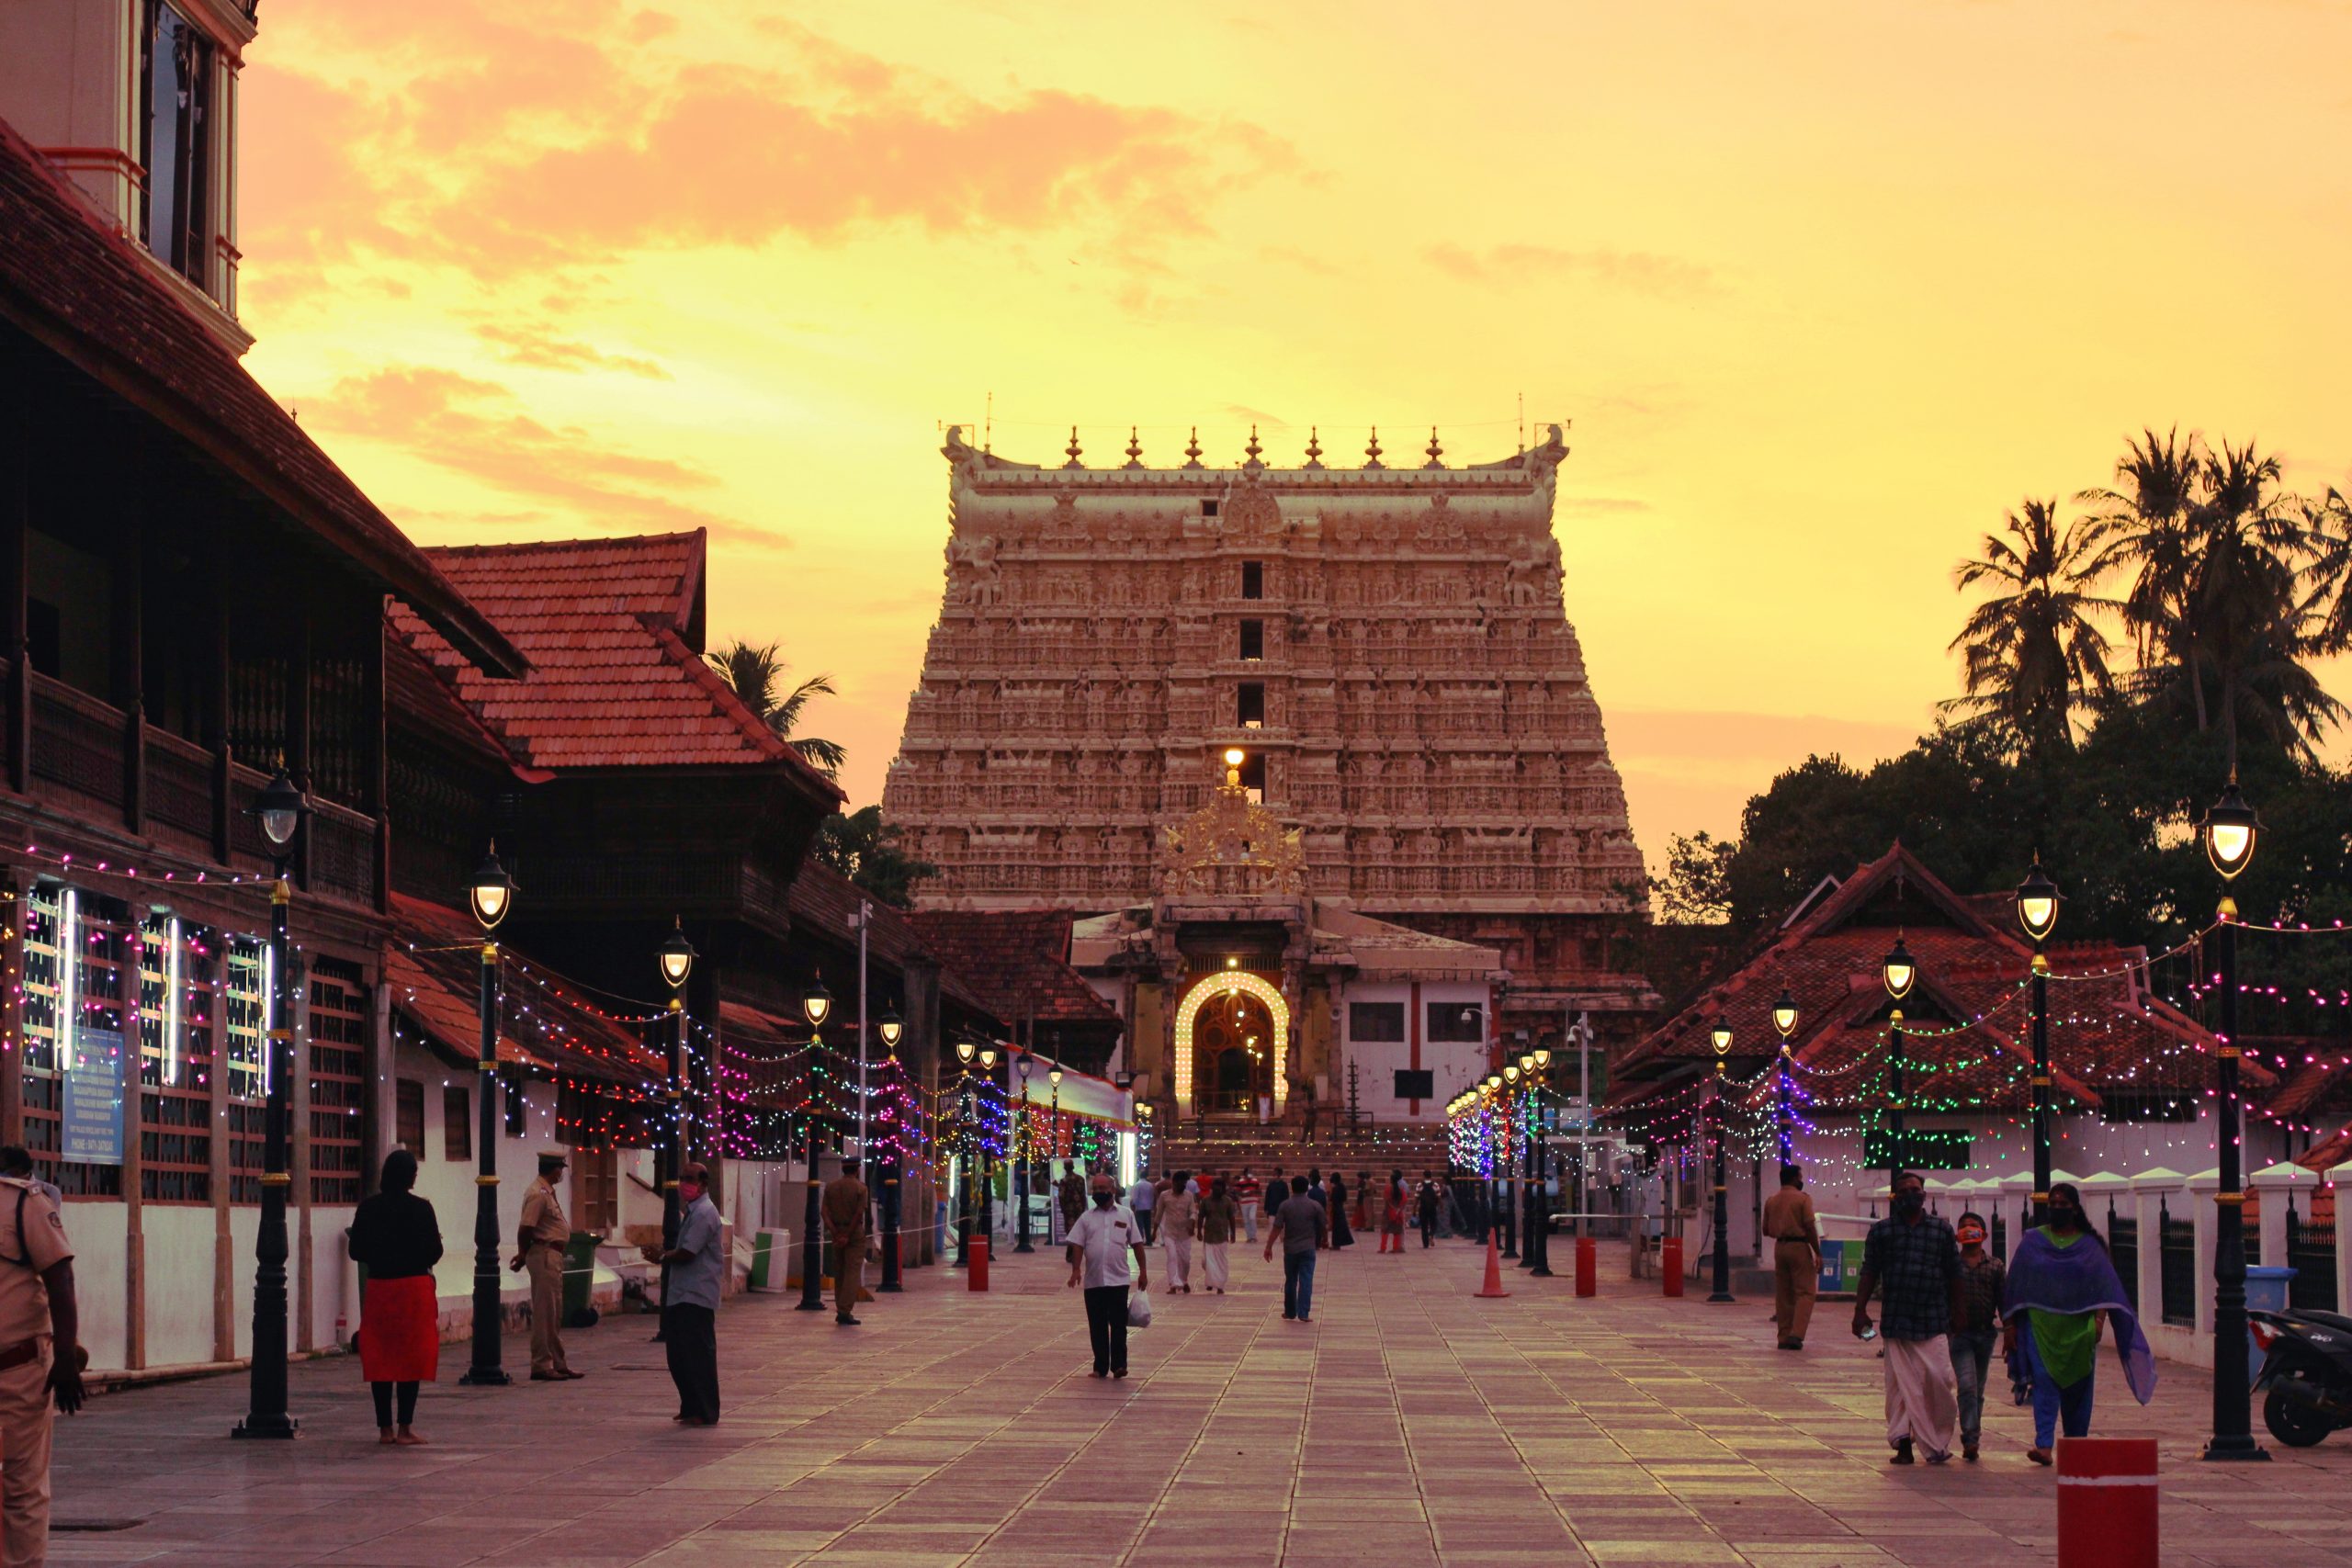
[1608,844,2239,1120]
[387,532,840,796]
[0,117,523,679]
[388,894,662,1085]
[908,910,1122,1032]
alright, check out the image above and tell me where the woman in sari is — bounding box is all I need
[1380,1172,1408,1253]
[2000,1181,2156,1465]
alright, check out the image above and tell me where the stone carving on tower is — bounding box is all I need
[1160,750,1308,897]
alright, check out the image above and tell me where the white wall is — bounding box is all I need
[1336,979,1489,1124]
[141,1207,216,1369]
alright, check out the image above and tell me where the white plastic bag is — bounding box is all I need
[1126,1283,1153,1329]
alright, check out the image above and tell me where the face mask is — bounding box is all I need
[1092,1190,1116,1207]
[1893,1190,1925,1217]
[680,1181,705,1203]
[1957,1225,1986,1246]
[2050,1206,2081,1229]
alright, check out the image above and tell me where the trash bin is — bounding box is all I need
[562,1231,601,1328]
[2247,1264,2297,1382]
[747,1229,789,1292]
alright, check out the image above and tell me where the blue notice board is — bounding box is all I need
[63,1026,126,1166]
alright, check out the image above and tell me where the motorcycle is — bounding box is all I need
[2249,1305,2352,1446]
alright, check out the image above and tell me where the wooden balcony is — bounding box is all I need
[12,665,382,911]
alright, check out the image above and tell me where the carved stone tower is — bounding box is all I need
[883,422,1654,1063]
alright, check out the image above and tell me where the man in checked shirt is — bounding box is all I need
[1853,1170,1967,1463]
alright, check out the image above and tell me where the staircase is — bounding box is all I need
[1155,1117,1453,1181]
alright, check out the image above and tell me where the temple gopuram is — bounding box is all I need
[883,422,1654,1129]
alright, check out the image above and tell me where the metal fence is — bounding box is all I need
[2109,1203,2139,1312]
[2159,1201,2196,1327]
[2288,1200,2337,1313]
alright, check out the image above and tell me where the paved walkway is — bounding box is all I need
[44,1234,2352,1566]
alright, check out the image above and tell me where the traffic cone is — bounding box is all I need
[1474,1232,1511,1298]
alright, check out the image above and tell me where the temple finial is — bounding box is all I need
[1303,427,1323,469]
[1364,426,1384,470]
[1424,427,1444,469]
[1183,426,1204,469]
[1063,426,1083,468]
[1124,426,1144,469]
[1243,424,1263,470]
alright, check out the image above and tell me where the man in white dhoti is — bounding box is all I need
[1853,1170,1965,1463]
[1197,1176,1242,1294]
[1158,1172,1196,1293]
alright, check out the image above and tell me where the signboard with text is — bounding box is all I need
[62,1026,126,1166]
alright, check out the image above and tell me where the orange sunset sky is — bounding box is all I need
[234,1,2352,862]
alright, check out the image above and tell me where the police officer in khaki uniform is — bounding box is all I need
[509,1150,582,1381]
[0,1145,81,1568]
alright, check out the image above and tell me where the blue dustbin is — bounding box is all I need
[2246,1265,2297,1382]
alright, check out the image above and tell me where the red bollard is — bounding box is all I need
[2055,1438,2157,1568]
[1575,1235,1597,1298]
[1661,1235,1684,1297]
[967,1235,989,1292]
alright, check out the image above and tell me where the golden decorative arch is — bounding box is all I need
[1173,970,1291,1116]
[1159,753,1306,897]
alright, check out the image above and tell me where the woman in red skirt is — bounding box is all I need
[349,1149,443,1445]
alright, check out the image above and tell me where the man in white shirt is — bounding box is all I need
[1066,1172,1150,1379]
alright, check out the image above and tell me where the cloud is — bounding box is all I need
[1559,495,1653,515]
[1223,404,1290,428]
[304,367,787,547]
[472,322,672,379]
[1426,243,1720,299]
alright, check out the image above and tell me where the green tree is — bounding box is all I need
[707,638,847,779]
[1943,498,2117,758]
[812,806,938,908]
[1648,831,1736,925]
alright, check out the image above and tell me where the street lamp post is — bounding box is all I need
[1014,1054,1035,1252]
[1521,1052,1552,1276]
[1772,988,1799,1167]
[877,1007,904,1291]
[2202,779,2267,1462]
[458,848,518,1383]
[233,768,309,1438]
[1707,1022,1735,1303]
[2017,860,2060,1225]
[650,921,695,1341]
[1883,937,1917,1163]
[978,1046,1000,1250]
[954,1039,976,1266]
[797,976,833,1314]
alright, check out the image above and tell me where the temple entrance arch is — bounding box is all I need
[1173,970,1291,1117]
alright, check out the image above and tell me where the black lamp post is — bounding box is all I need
[954,1038,976,1266]
[1883,936,1917,1161]
[650,921,695,1340]
[1772,988,1799,1167]
[877,1006,904,1292]
[454,848,517,1382]
[1014,1053,1035,1252]
[1484,1073,1506,1248]
[2202,779,2267,1462]
[1522,1051,1553,1276]
[796,975,833,1314]
[1707,1022,1735,1303]
[233,767,308,1438]
[1502,1063,1525,1263]
[978,1046,1000,1250]
[2016,859,2060,1224]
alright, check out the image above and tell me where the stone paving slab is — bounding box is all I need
[41,1235,2352,1564]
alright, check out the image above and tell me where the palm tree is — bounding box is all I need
[707,639,847,779]
[2077,427,2204,723]
[2187,441,2339,761]
[1943,499,2118,758]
